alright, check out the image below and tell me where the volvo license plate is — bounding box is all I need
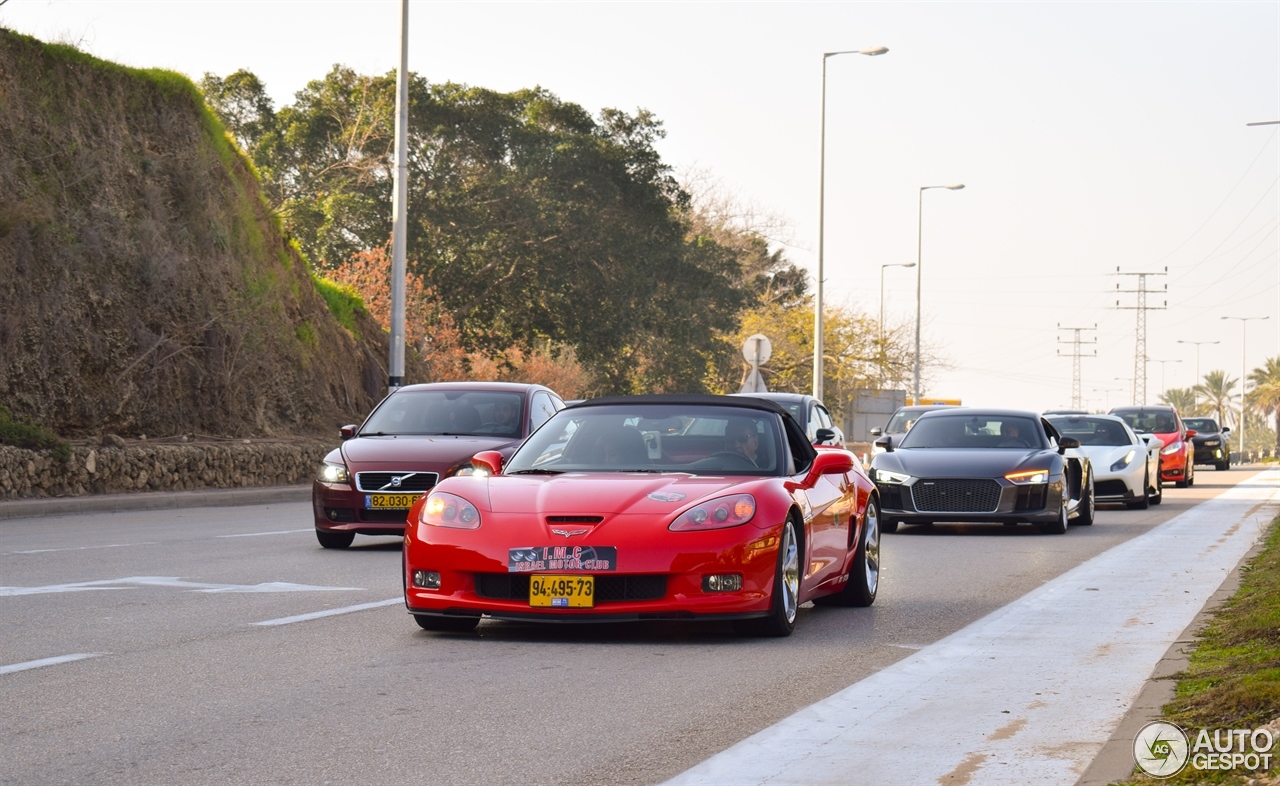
[365,493,419,510]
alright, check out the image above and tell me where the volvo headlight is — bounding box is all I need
[318,460,350,484]
[1005,469,1049,484]
[874,469,911,484]
[1111,450,1136,472]
[1160,440,1183,456]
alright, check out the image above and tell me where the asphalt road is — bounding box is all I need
[0,469,1254,786]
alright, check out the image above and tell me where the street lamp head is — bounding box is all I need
[902,262,917,268]
[946,184,965,190]
[860,46,889,56]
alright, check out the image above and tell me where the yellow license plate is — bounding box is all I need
[366,493,419,510]
[529,575,595,608]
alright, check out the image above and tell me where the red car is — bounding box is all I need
[403,395,881,637]
[1109,405,1197,488]
[312,382,566,549]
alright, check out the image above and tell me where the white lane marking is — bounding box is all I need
[665,470,1280,786]
[217,529,313,538]
[0,576,362,597]
[6,542,158,555]
[252,597,403,626]
[0,653,106,676]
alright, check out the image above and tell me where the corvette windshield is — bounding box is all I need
[898,415,1044,449]
[1047,417,1132,447]
[506,404,783,475]
[361,390,524,437]
[1114,410,1177,434]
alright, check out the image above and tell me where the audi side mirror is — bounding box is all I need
[874,436,892,452]
[1058,437,1080,454]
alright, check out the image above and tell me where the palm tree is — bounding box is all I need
[1193,370,1238,427]
[1158,387,1199,416]
[1246,356,1280,451]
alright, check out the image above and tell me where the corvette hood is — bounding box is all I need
[341,435,517,467]
[484,474,745,516]
[876,448,1056,478]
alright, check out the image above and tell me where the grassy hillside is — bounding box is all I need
[0,30,407,439]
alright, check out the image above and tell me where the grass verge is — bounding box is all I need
[1114,514,1280,784]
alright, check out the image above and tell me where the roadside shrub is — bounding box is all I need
[0,406,71,462]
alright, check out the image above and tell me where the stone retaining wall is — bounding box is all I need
[0,441,331,499]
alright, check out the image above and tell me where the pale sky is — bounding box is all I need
[4,0,1277,412]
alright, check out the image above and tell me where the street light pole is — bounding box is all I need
[879,262,915,387]
[1221,316,1269,463]
[387,0,410,390]
[813,45,888,400]
[1148,358,1181,397]
[913,183,964,403]
[1177,339,1218,408]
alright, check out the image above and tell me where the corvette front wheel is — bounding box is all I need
[734,518,800,637]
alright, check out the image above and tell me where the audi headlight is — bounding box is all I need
[874,469,912,484]
[420,491,481,529]
[669,494,756,532]
[1005,469,1049,485]
[1111,450,1136,472]
[1160,440,1183,456]
[318,460,350,484]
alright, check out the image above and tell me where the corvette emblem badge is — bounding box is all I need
[551,528,589,538]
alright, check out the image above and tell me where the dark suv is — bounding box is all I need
[1183,417,1231,471]
[1109,405,1196,488]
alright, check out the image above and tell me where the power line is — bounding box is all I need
[1057,325,1097,409]
[1116,268,1167,405]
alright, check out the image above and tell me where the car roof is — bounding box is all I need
[566,393,790,417]
[1045,413,1127,423]
[734,392,809,404]
[394,381,549,393]
[895,404,953,413]
[916,407,1043,420]
[1109,405,1176,413]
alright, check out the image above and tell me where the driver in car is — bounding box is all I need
[725,419,760,467]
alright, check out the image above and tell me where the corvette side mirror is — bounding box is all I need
[339,424,358,440]
[471,450,504,476]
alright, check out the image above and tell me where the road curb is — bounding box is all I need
[1073,526,1268,786]
[0,485,312,521]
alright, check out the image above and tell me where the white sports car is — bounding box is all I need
[1044,414,1162,509]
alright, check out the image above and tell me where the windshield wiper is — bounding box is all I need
[359,431,391,437]
[507,468,564,475]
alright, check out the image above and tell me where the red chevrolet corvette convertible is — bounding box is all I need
[403,395,881,637]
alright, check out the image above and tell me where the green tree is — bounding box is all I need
[1246,356,1280,451]
[200,67,751,395]
[1193,370,1238,427]
[1158,387,1199,416]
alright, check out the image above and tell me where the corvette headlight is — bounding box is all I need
[420,491,481,529]
[669,494,756,532]
[1160,440,1183,456]
[318,460,350,484]
[1005,469,1049,484]
[874,469,912,484]
[1111,450,1136,472]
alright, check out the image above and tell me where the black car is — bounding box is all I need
[1183,417,1231,471]
[870,408,1093,534]
[732,392,844,447]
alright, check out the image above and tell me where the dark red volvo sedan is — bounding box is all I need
[311,382,566,548]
